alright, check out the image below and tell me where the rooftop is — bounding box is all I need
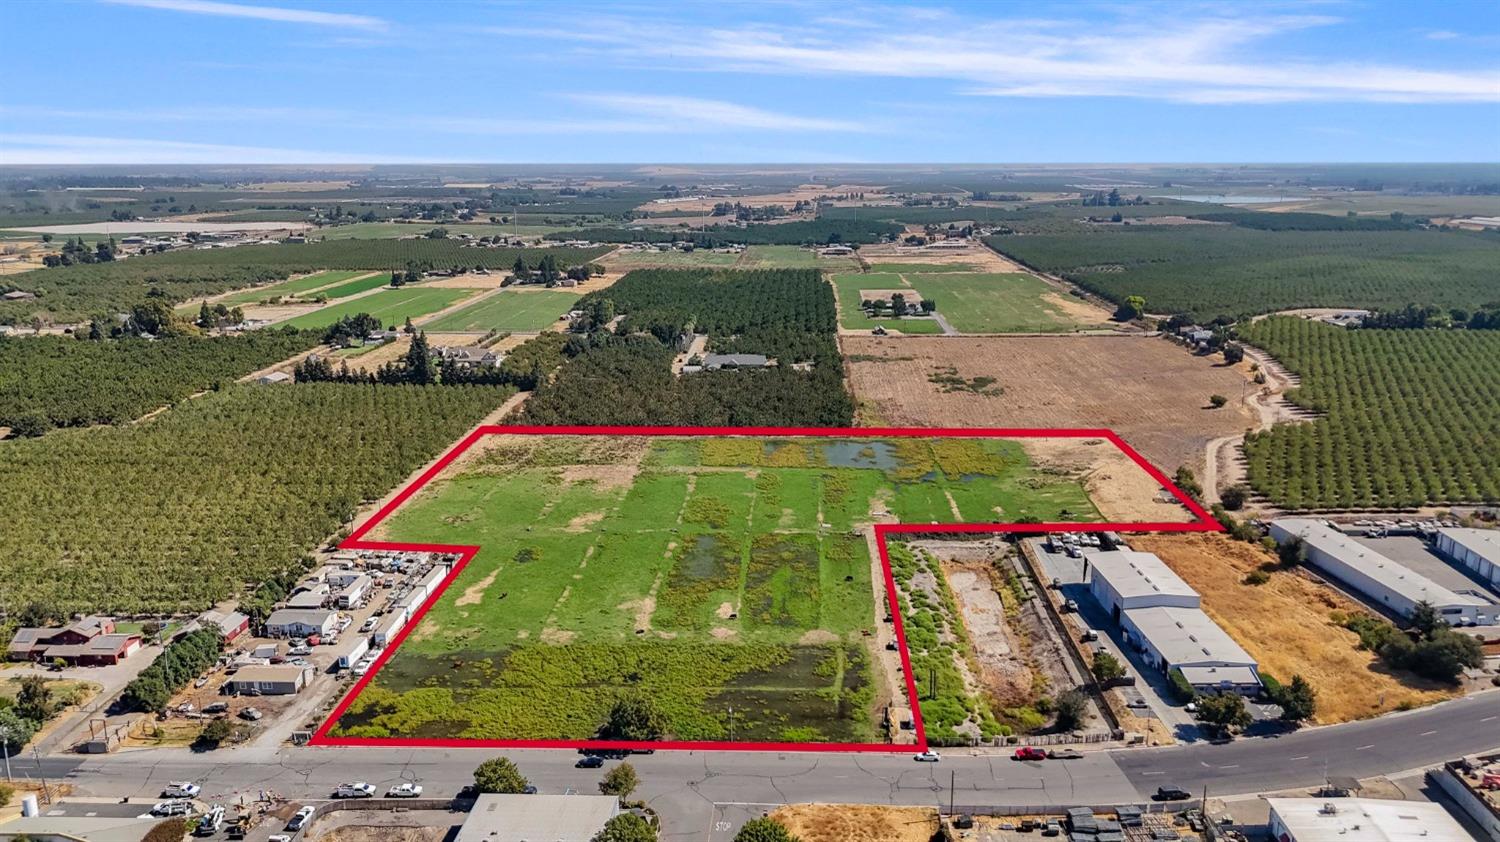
[265,608,335,625]
[1123,606,1258,669]
[1439,527,1500,563]
[1086,550,1200,603]
[229,664,309,683]
[1267,797,1477,842]
[1276,519,1488,609]
[455,793,620,842]
[0,814,171,842]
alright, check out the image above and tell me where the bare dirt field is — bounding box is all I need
[1020,437,1194,523]
[1131,533,1459,723]
[769,804,939,842]
[844,334,1256,477]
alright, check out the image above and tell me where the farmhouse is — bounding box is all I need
[222,664,313,696]
[439,346,501,367]
[263,609,337,639]
[1270,519,1493,626]
[196,609,250,642]
[702,353,771,371]
[1085,550,1260,693]
[1,290,37,301]
[256,371,292,385]
[1435,528,1500,590]
[1266,797,1477,842]
[455,794,621,842]
[7,617,143,666]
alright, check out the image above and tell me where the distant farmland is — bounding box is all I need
[987,227,1500,320]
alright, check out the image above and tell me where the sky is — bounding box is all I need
[2,0,1498,164]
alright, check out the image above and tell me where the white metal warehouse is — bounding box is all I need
[1084,549,1260,693]
[1271,519,1493,626]
[1267,797,1478,842]
[1435,528,1500,591]
[1084,550,1201,619]
[1119,606,1261,693]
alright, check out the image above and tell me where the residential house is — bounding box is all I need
[264,609,337,639]
[222,664,313,696]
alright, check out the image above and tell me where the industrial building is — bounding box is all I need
[1436,528,1500,591]
[1271,519,1493,626]
[1084,550,1260,693]
[1084,550,1201,619]
[455,794,621,842]
[1266,797,1477,842]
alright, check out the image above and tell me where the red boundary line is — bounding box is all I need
[311,426,1220,753]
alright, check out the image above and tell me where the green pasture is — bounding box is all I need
[278,287,475,330]
[422,289,578,333]
[831,273,944,334]
[905,272,1104,333]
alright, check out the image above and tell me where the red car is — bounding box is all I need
[1012,746,1047,761]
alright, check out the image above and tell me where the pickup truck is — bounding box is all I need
[386,783,423,798]
[334,782,376,798]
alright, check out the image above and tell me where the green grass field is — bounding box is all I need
[831,273,944,334]
[329,434,1098,745]
[422,289,579,333]
[211,270,368,306]
[313,272,394,299]
[279,287,476,330]
[905,272,1105,333]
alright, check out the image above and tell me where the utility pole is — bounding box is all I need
[33,745,50,803]
[727,705,734,741]
[1,733,11,782]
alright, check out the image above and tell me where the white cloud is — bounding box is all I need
[100,0,387,31]
[505,6,1500,105]
[569,94,863,132]
[0,133,425,164]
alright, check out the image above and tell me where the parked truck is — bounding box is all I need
[336,636,370,670]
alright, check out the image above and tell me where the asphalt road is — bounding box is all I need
[15,689,1499,840]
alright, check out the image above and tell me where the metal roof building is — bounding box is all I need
[1271,519,1493,626]
[1120,606,1260,692]
[1085,549,1259,692]
[455,794,620,842]
[1267,797,1478,842]
[1435,528,1500,591]
[1085,550,1201,617]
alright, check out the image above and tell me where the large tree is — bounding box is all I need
[601,694,666,741]
[473,756,530,794]
[599,762,640,799]
[592,813,656,842]
[1274,674,1317,725]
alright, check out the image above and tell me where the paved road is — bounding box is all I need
[16,689,1498,839]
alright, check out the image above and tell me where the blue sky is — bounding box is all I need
[2,0,1497,163]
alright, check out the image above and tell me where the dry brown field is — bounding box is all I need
[769,804,939,842]
[1132,533,1458,723]
[844,334,1255,477]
